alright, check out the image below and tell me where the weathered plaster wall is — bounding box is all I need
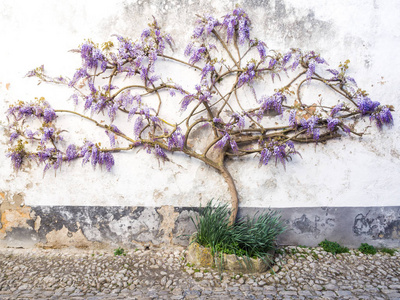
[0,0,399,248]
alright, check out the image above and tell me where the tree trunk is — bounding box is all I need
[219,164,239,226]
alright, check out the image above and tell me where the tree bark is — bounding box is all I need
[219,164,239,226]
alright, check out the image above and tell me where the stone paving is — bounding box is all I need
[0,245,399,299]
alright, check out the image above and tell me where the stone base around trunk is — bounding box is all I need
[186,239,275,273]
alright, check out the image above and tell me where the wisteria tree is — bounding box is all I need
[5,7,393,225]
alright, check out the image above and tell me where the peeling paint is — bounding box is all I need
[0,192,34,241]
[157,205,179,244]
[40,225,96,249]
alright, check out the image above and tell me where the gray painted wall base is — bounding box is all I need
[1,205,399,249]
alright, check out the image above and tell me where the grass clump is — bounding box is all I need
[114,247,126,256]
[318,239,349,255]
[191,200,285,259]
[358,243,377,255]
[379,247,397,256]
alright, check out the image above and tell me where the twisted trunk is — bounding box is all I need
[219,164,239,226]
[183,147,239,225]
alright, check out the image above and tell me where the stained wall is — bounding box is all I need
[0,0,399,249]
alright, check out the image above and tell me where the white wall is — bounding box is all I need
[1,0,399,209]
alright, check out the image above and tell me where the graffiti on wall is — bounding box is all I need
[292,213,336,238]
[353,210,400,239]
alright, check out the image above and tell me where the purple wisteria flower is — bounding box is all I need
[256,41,267,60]
[80,43,107,70]
[259,148,272,166]
[238,63,256,87]
[259,140,299,168]
[222,7,251,45]
[291,52,302,71]
[81,141,94,165]
[141,28,151,40]
[105,131,116,148]
[98,152,114,171]
[268,58,277,69]
[43,108,56,123]
[356,94,380,115]
[169,89,176,97]
[114,35,141,60]
[370,106,393,129]
[289,110,297,128]
[180,94,196,111]
[201,64,215,81]
[108,103,119,122]
[303,51,327,82]
[134,117,144,138]
[198,90,212,103]
[306,59,316,82]
[155,145,167,160]
[41,127,55,145]
[69,68,89,87]
[327,117,340,131]
[91,96,108,115]
[184,42,194,57]
[7,99,55,122]
[139,18,174,55]
[327,68,357,87]
[308,116,319,134]
[222,14,236,43]
[53,152,63,170]
[330,103,344,117]
[232,112,245,130]
[25,129,37,140]
[71,94,79,106]
[102,84,118,93]
[313,128,320,141]
[37,148,53,164]
[299,116,320,141]
[168,128,185,150]
[84,95,94,111]
[91,146,99,167]
[88,81,97,94]
[127,106,138,122]
[327,68,339,79]
[193,26,204,39]
[25,65,45,79]
[192,15,220,39]
[9,132,19,142]
[213,117,222,123]
[6,151,24,170]
[282,52,292,67]
[214,133,230,149]
[66,144,77,161]
[257,92,285,119]
[230,139,239,154]
[273,144,287,166]
[188,46,206,65]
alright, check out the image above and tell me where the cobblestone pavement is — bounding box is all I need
[0,245,399,299]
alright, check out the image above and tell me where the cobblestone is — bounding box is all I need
[0,246,398,299]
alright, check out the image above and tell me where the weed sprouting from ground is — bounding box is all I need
[379,247,397,256]
[114,247,126,256]
[358,243,377,255]
[318,240,349,255]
